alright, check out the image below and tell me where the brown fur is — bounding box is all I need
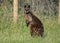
[24,5,44,37]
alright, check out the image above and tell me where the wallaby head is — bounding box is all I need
[24,4,31,14]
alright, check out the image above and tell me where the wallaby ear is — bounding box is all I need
[28,5,30,8]
[24,5,26,8]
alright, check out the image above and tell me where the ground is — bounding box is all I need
[0,11,60,43]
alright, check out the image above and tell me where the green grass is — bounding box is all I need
[0,11,60,43]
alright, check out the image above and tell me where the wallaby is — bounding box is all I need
[24,4,44,37]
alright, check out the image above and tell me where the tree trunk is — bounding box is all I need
[13,0,18,24]
[58,0,60,23]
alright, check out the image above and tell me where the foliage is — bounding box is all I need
[0,11,60,43]
[0,0,60,43]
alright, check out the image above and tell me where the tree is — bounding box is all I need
[58,0,60,23]
[13,0,18,24]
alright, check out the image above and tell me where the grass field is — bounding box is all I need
[0,11,60,43]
